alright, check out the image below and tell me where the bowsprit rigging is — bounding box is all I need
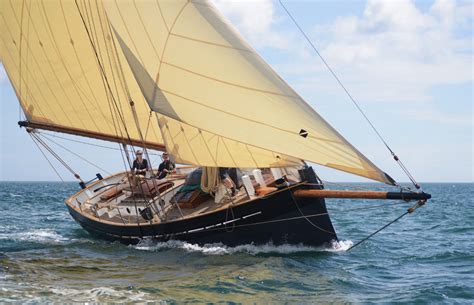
[3,0,431,249]
[279,0,422,192]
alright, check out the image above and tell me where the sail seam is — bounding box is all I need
[161,61,297,98]
[112,0,147,66]
[81,0,125,142]
[25,2,88,130]
[58,0,114,130]
[1,10,74,126]
[38,1,101,132]
[155,1,169,32]
[160,88,342,145]
[132,1,163,63]
[156,1,189,84]
[0,23,66,123]
[76,0,135,152]
[169,32,253,53]
[0,34,50,120]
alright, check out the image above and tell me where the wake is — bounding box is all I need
[133,239,353,255]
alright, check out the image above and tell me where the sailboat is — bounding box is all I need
[1,0,430,247]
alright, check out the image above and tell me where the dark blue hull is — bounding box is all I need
[66,183,338,247]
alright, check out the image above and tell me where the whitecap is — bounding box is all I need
[133,239,354,255]
[0,229,68,245]
[326,239,353,252]
[49,286,151,302]
[8,193,23,197]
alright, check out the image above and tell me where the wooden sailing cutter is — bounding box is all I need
[0,0,431,247]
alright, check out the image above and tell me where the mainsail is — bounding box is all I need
[1,0,395,184]
[0,0,164,150]
[104,0,394,184]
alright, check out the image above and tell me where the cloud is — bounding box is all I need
[396,107,473,126]
[298,0,473,104]
[211,0,292,49]
[213,0,472,107]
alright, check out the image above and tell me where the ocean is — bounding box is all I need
[0,182,472,303]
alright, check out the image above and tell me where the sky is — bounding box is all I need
[0,0,472,183]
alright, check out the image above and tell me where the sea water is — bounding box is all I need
[0,182,472,303]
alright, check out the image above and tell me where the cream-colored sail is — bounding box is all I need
[156,114,303,168]
[105,0,394,184]
[0,0,163,149]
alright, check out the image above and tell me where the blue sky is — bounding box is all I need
[1,0,472,183]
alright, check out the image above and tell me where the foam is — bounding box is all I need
[8,193,23,197]
[45,286,152,302]
[0,229,91,245]
[133,239,354,255]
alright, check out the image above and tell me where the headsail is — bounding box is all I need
[0,0,164,150]
[105,0,394,184]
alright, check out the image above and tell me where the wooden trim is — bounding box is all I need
[293,189,431,201]
[19,120,166,151]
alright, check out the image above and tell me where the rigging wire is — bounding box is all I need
[30,132,81,181]
[36,131,161,156]
[289,190,337,235]
[278,0,421,190]
[347,199,427,251]
[162,199,406,239]
[100,2,164,221]
[29,133,65,182]
[39,133,112,175]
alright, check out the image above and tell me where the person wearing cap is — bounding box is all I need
[132,150,149,176]
[157,152,175,179]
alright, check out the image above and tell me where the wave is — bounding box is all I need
[0,229,91,245]
[133,239,353,255]
[48,286,150,302]
[0,286,153,303]
[8,193,23,197]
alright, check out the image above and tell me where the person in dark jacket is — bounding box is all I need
[157,152,175,179]
[219,167,240,196]
[132,150,149,176]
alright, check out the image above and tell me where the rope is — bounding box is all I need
[200,167,220,194]
[347,200,427,251]
[289,189,337,235]
[40,133,112,175]
[37,131,160,155]
[29,134,65,182]
[30,132,81,180]
[278,0,421,190]
[171,192,404,238]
